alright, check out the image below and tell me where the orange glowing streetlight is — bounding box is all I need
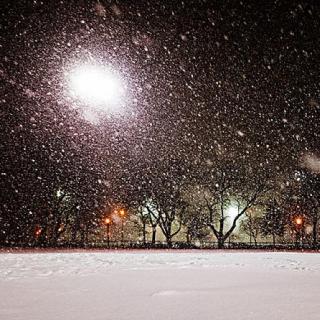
[295,217,303,226]
[293,216,304,248]
[118,209,126,244]
[35,226,42,238]
[104,217,111,247]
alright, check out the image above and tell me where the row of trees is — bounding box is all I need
[131,165,320,248]
[130,161,268,248]
[1,157,319,248]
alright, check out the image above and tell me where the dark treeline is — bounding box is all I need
[1,124,320,249]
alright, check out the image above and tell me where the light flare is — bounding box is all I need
[66,63,127,122]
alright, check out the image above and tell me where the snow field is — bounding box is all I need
[0,250,319,320]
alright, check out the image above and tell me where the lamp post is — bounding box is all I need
[34,225,42,244]
[119,209,125,245]
[105,217,111,247]
[294,216,304,248]
[35,227,42,237]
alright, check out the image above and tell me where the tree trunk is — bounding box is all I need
[312,217,318,248]
[142,222,146,244]
[71,227,77,245]
[71,213,81,246]
[186,231,191,244]
[272,234,276,248]
[217,237,224,249]
[253,235,257,246]
[167,236,173,248]
[151,227,156,244]
[51,217,62,246]
[51,232,59,247]
[80,229,85,247]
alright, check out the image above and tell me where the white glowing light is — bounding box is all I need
[68,64,125,114]
[227,205,239,220]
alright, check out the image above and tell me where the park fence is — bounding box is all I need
[1,240,319,250]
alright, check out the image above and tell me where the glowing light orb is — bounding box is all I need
[68,64,126,115]
[227,205,239,220]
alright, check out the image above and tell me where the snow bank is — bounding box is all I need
[0,250,319,319]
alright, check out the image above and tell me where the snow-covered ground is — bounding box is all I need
[0,250,319,320]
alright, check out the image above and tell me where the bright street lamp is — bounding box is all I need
[66,63,126,122]
[295,217,303,226]
[35,226,42,237]
[104,217,111,247]
[294,216,304,247]
[118,209,126,245]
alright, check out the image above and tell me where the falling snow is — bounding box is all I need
[0,0,320,264]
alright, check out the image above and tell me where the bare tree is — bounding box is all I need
[135,159,191,247]
[199,163,268,248]
[182,205,209,243]
[146,191,187,247]
[260,198,286,247]
[138,198,160,244]
[240,211,262,245]
[136,206,149,244]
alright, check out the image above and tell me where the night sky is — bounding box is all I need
[1,0,320,213]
